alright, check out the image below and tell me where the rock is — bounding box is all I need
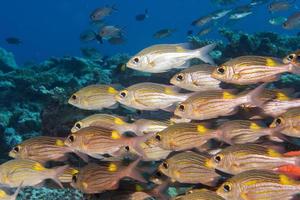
[0,47,17,72]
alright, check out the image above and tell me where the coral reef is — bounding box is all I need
[0,47,18,72]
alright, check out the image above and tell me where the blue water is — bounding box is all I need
[0,0,299,65]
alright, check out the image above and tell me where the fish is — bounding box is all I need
[215,120,283,144]
[211,56,298,85]
[268,16,287,25]
[283,50,300,67]
[99,25,123,39]
[115,82,192,111]
[126,43,216,73]
[135,9,148,21]
[158,151,221,186]
[70,159,146,194]
[108,36,126,45]
[8,136,85,164]
[90,5,117,21]
[206,144,300,175]
[153,122,218,151]
[0,159,67,188]
[64,126,150,159]
[58,167,79,183]
[70,114,129,133]
[174,84,265,121]
[173,189,225,200]
[68,84,119,110]
[79,30,96,42]
[191,15,214,26]
[216,170,300,200]
[153,28,176,39]
[0,183,22,200]
[229,5,253,20]
[250,0,270,6]
[283,12,300,29]
[270,107,300,138]
[260,90,300,117]
[170,64,223,92]
[128,119,170,136]
[5,37,22,45]
[197,27,212,36]
[211,9,232,20]
[268,0,296,12]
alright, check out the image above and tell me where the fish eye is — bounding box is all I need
[162,162,169,169]
[155,171,163,177]
[125,146,130,151]
[68,135,75,143]
[176,74,184,81]
[72,173,78,183]
[217,66,225,74]
[275,117,282,125]
[13,146,20,153]
[287,54,296,61]
[133,57,139,63]
[223,183,232,192]
[214,154,222,163]
[71,95,77,100]
[75,122,81,129]
[178,104,185,111]
[119,90,128,98]
[155,133,162,141]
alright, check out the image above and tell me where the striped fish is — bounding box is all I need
[217,170,300,200]
[174,84,265,121]
[68,84,119,110]
[283,50,300,67]
[8,136,78,164]
[158,151,221,186]
[115,82,192,111]
[174,189,225,200]
[71,114,130,133]
[0,182,22,200]
[216,120,282,144]
[154,122,218,151]
[206,144,299,175]
[71,159,145,194]
[64,127,150,159]
[211,56,296,85]
[0,159,67,188]
[270,107,300,138]
[170,64,223,92]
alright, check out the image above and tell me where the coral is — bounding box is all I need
[0,47,18,72]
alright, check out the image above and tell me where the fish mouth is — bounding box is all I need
[8,151,16,158]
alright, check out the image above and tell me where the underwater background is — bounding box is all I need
[1,0,300,199]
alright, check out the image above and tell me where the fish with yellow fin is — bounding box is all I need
[217,170,300,200]
[0,159,67,188]
[173,189,225,200]
[68,84,119,110]
[211,56,299,85]
[70,159,146,194]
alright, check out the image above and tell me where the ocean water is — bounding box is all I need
[0,0,299,65]
[1,0,300,199]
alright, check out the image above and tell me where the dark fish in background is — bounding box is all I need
[197,27,213,36]
[211,0,239,5]
[99,25,123,39]
[90,5,117,21]
[79,30,97,42]
[153,28,176,39]
[211,8,232,20]
[108,36,126,45]
[268,0,296,12]
[229,5,253,20]
[250,0,270,6]
[80,47,103,60]
[269,16,287,25]
[192,15,214,26]
[5,37,22,45]
[283,12,300,29]
[89,19,105,29]
[187,30,193,36]
[135,9,149,21]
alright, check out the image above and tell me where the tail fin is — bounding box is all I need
[130,132,156,159]
[49,165,69,188]
[244,83,267,107]
[267,125,287,143]
[194,43,216,65]
[123,158,147,183]
[148,180,170,200]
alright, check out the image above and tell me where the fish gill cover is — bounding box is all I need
[1,0,300,199]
